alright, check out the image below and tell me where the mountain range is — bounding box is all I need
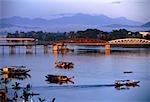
[0,13,150,31]
[141,22,150,27]
[0,14,143,28]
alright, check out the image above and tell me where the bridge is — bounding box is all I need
[52,38,150,51]
[0,37,149,54]
[0,38,35,46]
[109,38,150,45]
[0,38,38,54]
[52,38,110,51]
[109,38,150,47]
[53,38,108,45]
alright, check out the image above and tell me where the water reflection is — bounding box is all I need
[0,46,149,102]
[115,85,140,90]
[0,66,32,102]
[1,73,31,80]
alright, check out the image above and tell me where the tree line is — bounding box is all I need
[6,29,150,44]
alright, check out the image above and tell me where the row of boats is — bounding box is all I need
[0,65,140,87]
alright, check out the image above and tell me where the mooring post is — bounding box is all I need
[52,44,59,51]
[52,43,64,52]
[2,46,4,55]
[9,46,16,54]
[105,43,110,55]
[43,45,48,54]
[26,46,33,54]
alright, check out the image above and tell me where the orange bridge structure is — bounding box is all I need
[52,38,111,53]
[52,38,150,51]
[0,37,149,54]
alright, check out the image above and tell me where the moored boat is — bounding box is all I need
[123,71,133,74]
[0,66,31,74]
[55,61,74,69]
[115,80,140,87]
[45,74,74,84]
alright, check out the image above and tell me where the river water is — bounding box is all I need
[0,46,150,102]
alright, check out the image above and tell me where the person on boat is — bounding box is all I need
[125,80,131,86]
[115,80,121,86]
[61,63,66,68]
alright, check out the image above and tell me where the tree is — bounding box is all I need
[144,35,150,40]
[111,29,129,39]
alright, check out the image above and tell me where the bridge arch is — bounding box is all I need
[109,38,150,45]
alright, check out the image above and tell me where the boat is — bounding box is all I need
[55,61,74,69]
[123,71,133,74]
[45,74,74,84]
[115,80,140,87]
[0,66,31,74]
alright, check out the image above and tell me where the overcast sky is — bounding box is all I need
[0,0,149,23]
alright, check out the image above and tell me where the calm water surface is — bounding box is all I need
[0,46,150,102]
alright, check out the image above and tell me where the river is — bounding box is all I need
[0,46,150,102]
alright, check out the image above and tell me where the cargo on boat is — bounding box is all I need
[45,74,74,84]
[0,66,31,75]
[55,61,74,69]
[115,80,140,87]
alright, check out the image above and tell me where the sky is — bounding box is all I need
[0,0,150,23]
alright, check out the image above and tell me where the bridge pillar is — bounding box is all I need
[52,43,64,51]
[26,46,33,54]
[9,46,16,54]
[105,44,110,55]
[105,43,110,50]
[52,44,59,51]
[43,45,48,54]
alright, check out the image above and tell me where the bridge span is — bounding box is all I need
[0,38,49,54]
[109,38,150,47]
[109,38,150,45]
[0,37,149,54]
[52,38,150,52]
[52,38,110,51]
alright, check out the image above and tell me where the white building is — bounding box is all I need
[139,31,150,37]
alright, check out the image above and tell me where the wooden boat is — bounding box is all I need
[45,74,74,84]
[115,80,140,87]
[55,61,74,69]
[0,66,31,74]
[123,71,133,74]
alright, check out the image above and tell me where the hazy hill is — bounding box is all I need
[142,22,150,27]
[0,14,142,28]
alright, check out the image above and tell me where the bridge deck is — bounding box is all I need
[0,43,35,46]
[0,38,35,41]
